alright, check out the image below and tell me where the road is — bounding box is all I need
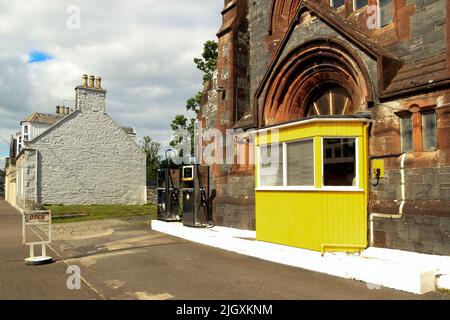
[0,200,448,300]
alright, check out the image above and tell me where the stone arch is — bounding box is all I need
[262,37,375,126]
[269,0,302,37]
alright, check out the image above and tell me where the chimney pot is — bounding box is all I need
[95,77,102,89]
[89,75,95,88]
[82,74,88,87]
[56,105,61,114]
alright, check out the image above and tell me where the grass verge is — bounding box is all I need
[43,204,157,224]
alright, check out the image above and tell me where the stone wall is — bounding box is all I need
[147,186,157,205]
[386,0,446,63]
[369,89,450,255]
[248,0,272,101]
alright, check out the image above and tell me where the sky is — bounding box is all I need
[0,0,223,169]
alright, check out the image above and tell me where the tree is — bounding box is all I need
[141,136,162,182]
[169,115,196,162]
[193,40,218,84]
[185,40,219,113]
[186,91,203,113]
[168,40,218,164]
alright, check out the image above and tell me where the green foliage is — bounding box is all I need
[168,40,218,163]
[0,169,4,177]
[141,136,162,181]
[193,40,218,84]
[186,91,203,113]
[169,115,196,160]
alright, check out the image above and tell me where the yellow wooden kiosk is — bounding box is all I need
[255,117,370,254]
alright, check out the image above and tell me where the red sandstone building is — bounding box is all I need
[198,0,450,255]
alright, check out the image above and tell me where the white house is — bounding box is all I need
[5,75,147,208]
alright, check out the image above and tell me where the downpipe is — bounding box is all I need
[369,153,407,247]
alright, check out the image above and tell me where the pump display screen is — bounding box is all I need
[183,166,194,181]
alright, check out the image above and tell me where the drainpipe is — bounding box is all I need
[369,153,407,246]
[35,149,39,204]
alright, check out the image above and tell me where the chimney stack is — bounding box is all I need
[56,105,61,114]
[75,74,107,113]
[89,75,95,88]
[82,74,88,87]
[95,77,102,89]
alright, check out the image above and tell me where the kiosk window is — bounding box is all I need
[286,140,314,186]
[323,138,357,187]
[260,144,283,187]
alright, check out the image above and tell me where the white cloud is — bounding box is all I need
[0,0,223,154]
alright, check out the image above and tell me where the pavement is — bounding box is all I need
[0,200,449,300]
[0,200,97,300]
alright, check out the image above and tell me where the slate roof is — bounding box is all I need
[383,54,449,98]
[21,113,66,125]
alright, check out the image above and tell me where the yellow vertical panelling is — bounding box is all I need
[255,120,369,253]
[314,136,322,189]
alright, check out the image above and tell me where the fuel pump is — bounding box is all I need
[157,168,181,222]
[181,165,215,227]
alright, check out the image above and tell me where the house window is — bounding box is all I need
[331,0,345,9]
[24,125,29,134]
[379,0,393,27]
[286,140,314,186]
[323,138,357,187]
[354,0,368,10]
[400,115,413,153]
[307,85,354,117]
[422,111,437,151]
[259,143,283,187]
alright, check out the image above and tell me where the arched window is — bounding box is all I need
[307,85,354,117]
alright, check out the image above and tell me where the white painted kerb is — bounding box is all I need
[152,220,450,295]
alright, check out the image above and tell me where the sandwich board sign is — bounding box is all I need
[22,210,53,265]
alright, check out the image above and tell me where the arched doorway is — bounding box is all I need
[261,38,373,126]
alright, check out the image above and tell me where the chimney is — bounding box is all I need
[82,74,88,87]
[95,77,102,89]
[75,74,107,113]
[89,75,95,88]
[56,105,61,114]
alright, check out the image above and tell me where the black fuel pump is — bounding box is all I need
[157,168,181,222]
[181,165,215,227]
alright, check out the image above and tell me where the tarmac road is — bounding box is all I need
[0,200,449,300]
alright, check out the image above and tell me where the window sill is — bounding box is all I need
[256,187,364,193]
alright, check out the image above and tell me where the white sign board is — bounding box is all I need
[23,210,52,245]
[22,210,53,265]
